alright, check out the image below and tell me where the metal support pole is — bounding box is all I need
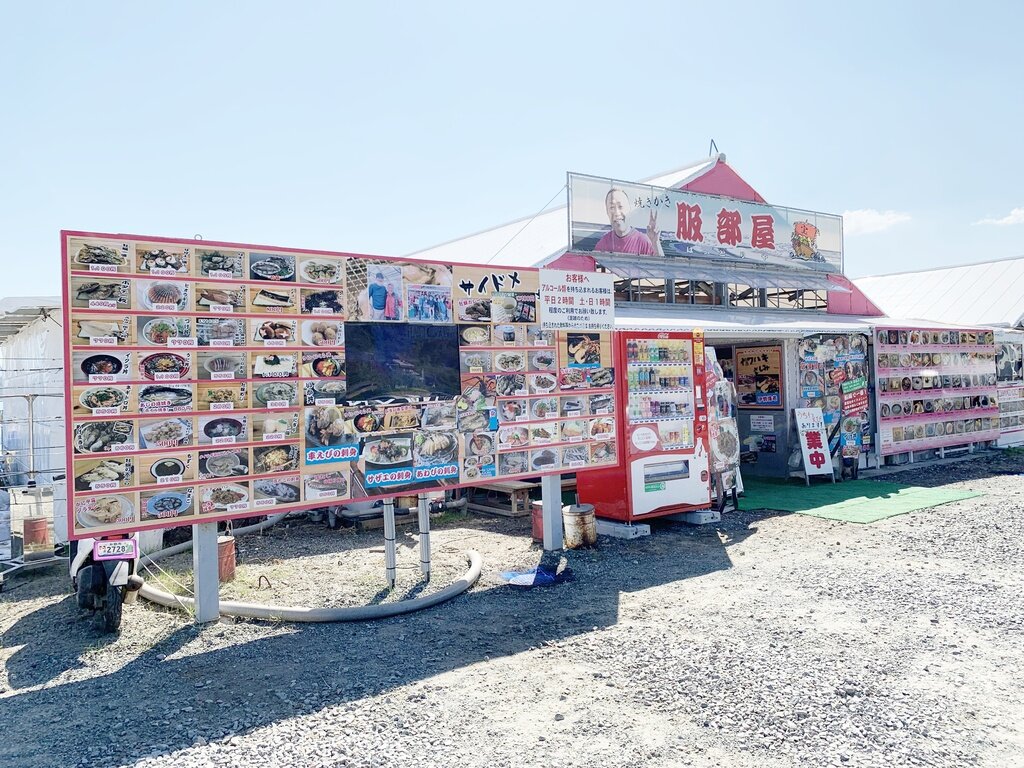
[383,498,397,589]
[541,473,563,551]
[192,522,220,623]
[26,394,35,481]
[417,493,431,581]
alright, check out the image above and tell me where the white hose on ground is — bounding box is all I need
[137,511,483,622]
[139,550,482,622]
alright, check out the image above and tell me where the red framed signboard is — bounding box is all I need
[62,231,620,539]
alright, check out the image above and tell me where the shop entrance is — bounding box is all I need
[707,340,792,478]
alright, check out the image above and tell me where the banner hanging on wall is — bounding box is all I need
[62,232,621,539]
[734,345,783,409]
[568,172,843,273]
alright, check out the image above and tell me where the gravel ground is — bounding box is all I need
[2,451,1023,768]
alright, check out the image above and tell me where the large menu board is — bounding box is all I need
[62,232,618,539]
[874,326,999,456]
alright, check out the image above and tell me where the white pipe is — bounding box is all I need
[383,498,397,589]
[417,493,431,580]
[139,550,482,622]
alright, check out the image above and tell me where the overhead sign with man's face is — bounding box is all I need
[568,172,843,274]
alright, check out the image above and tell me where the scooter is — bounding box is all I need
[70,534,144,632]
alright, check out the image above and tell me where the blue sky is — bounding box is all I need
[1,1,1022,297]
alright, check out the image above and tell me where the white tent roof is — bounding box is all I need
[855,256,1024,329]
[0,296,60,343]
[614,305,984,338]
[405,157,719,268]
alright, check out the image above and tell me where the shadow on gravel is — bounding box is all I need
[0,513,764,767]
[1,591,197,692]
[872,451,1023,488]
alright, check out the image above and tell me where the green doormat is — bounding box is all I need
[740,477,981,524]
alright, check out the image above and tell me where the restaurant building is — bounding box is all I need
[407,153,999,473]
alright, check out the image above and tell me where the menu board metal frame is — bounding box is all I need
[873,326,999,456]
[62,231,619,539]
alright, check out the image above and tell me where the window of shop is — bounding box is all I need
[729,284,759,308]
[607,270,827,311]
[614,278,670,303]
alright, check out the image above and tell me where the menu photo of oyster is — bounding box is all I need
[253,475,302,504]
[197,249,245,279]
[498,450,528,476]
[457,297,491,323]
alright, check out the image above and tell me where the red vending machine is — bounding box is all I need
[577,330,712,522]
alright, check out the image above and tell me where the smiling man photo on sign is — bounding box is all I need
[593,187,664,256]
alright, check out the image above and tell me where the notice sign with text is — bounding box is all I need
[794,407,835,480]
[539,269,615,331]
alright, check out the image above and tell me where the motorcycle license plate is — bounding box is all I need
[93,539,138,561]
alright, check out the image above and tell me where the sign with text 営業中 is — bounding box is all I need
[794,407,834,479]
[567,172,843,273]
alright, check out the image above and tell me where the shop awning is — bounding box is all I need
[593,254,847,293]
[613,306,874,337]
